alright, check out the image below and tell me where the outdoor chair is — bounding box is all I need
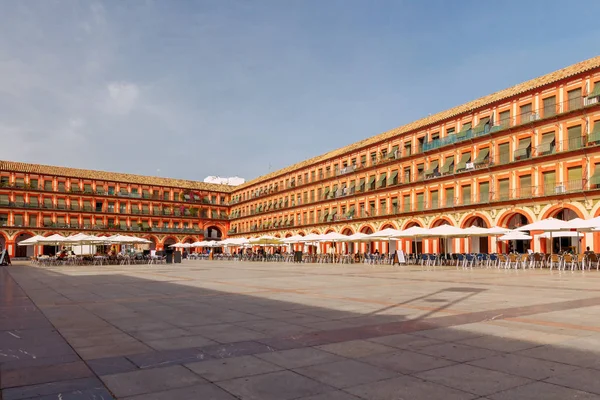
[455,254,465,268]
[518,254,530,269]
[531,253,545,269]
[587,253,599,270]
[487,254,498,268]
[562,254,576,271]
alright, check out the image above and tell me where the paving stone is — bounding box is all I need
[87,356,139,376]
[76,340,153,360]
[360,349,456,374]
[101,365,206,398]
[2,377,105,400]
[294,359,398,389]
[0,361,93,389]
[126,347,212,368]
[416,342,498,362]
[415,364,533,396]
[186,323,267,343]
[488,381,600,400]
[468,353,579,380]
[255,347,346,369]
[186,355,282,382]
[129,328,192,341]
[201,341,275,359]
[33,387,115,400]
[145,335,217,351]
[346,375,477,400]
[317,340,396,358]
[368,333,444,350]
[123,383,237,400]
[296,390,362,400]
[516,345,600,369]
[545,368,600,395]
[216,370,331,400]
[0,353,80,372]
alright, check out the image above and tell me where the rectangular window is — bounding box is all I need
[568,125,583,150]
[568,88,582,111]
[84,184,92,193]
[462,185,471,205]
[416,193,424,210]
[567,166,583,191]
[403,195,410,212]
[498,178,510,200]
[519,174,532,198]
[479,181,490,202]
[403,167,411,183]
[29,214,37,227]
[499,110,511,128]
[29,179,38,189]
[519,103,532,123]
[391,198,398,214]
[498,142,510,164]
[445,187,455,207]
[44,181,52,191]
[543,96,556,118]
[430,190,438,209]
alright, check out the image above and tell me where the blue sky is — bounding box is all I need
[1,0,599,182]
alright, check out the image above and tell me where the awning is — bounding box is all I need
[424,160,439,176]
[323,187,330,198]
[377,174,387,187]
[473,148,490,165]
[457,123,471,139]
[283,218,288,225]
[455,153,472,171]
[278,199,283,207]
[347,205,355,217]
[388,146,399,159]
[387,170,398,185]
[440,157,454,174]
[472,117,491,135]
[588,82,600,99]
[589,122,600,144]
[349,181,356,190]
[327,210,335,222]
[358,178,365,191]
[211,210,218,218]
[514,137,532,159]
[331,185,338,198]
[537,133,556,154]
[331,209,338,220]
[257,204,263,212]
[368,176,376,187]
[591,169,600,186]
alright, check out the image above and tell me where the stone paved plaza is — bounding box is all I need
[2,261,600,399]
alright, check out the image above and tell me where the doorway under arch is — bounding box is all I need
[462,216,490,253]
[205,226,222,241]
[15,233,34,258]
[499,211,532,253]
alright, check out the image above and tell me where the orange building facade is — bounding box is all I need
[4,56,600,258]
[228,56,600,254]
[0,162,231,257]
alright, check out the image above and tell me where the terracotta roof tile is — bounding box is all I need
[235,55,600,190]
[0,160,234,193]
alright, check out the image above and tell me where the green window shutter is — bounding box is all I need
[430,191,438,208]
[479,182,490,202]
[416,193,424,210]
[377,173,387,187]
[568,88,582,110]
[388,170,398,185]
[14,214,23,226]
[589,121,600,144]
[440,156,455,174]
[462,185,471,205]
[331,185,338,198]
[445,187,455,207]
[567,166,583,183]
[588,82,600,99]
[403,195,410,212]
[519,175,532,197]
[455,152,472,172]
[330,209,337,220]
[211,210,218,218]
[591,164,600,186]
[498,142,510,164]
[538,132,556,155]
[457,122,472,139]
[568,125,583,149]
[514,137,532,160]
[347,205,355,217]
[472,117,491,135]
[498,178,510,200]
[367,176,376,189]
[543,171,556,193]
[0,194,8,205]
[326,210,333,222]
[323,187,330,198]
[543,96,556,117]
[424,160,439,176]
[358,178,365,192]
[473,148,490,166]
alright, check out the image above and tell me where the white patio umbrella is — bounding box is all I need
[342,232,372,242]
[498,231,533,241]
[249,235,283,245]
[564,217,600,231]
[36,234,68,245]
[517,218,571,255]
[392,226,429,254]
[282,235,304,244]
[421,225,467,255]
[540,231,582,238]
[367,228,403,239]
[17,235,46,246]
[317,232,348,242]
[486,226,513,235]
[170,243,187,248]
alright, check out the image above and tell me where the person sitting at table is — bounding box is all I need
[584,246,594,255]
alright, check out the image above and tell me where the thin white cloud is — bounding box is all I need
[106,82,140,115]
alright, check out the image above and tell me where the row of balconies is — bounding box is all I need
[0,201,229,220]
[0,182,227,207]
[230,135,595,220]
[231,178,595,234]
[230,93,600,207]
[0,221,204,234]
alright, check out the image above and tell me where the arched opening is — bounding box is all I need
[145,236,158,251]
[15,233,34,258]
[499,211,532,254]
[462,216,490,253]
[163,237,177,248]
[359,226,374,254]
[403,221,423,254]
[205,226,222,241]
[547,207,580,253]
[341,227,355,253]
[431,218,453,254]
